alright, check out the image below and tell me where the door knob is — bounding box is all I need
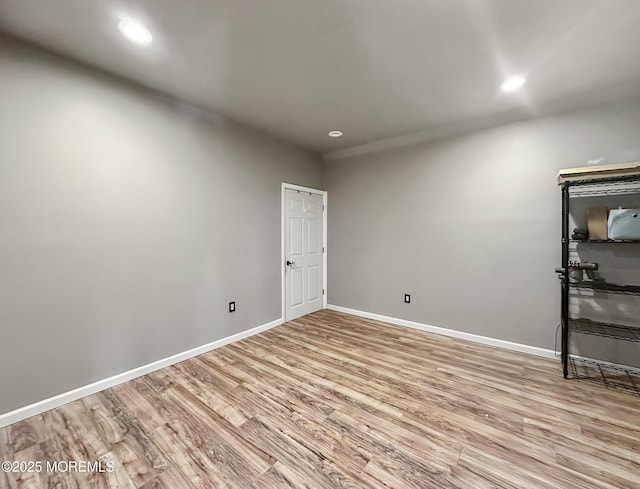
[286,260,295,266]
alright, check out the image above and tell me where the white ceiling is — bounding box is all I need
[2,0,640,154]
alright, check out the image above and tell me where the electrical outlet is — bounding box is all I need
[404,294,411,304]
[229,301,236,313]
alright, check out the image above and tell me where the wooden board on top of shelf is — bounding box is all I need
[557,161,640,185]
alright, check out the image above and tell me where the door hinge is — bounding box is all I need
[322,289,325,295]
[322,247,325,253]
[322,204,325,211]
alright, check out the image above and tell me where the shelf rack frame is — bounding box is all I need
[560,172,640,382]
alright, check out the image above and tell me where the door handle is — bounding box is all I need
[286,260,295,266]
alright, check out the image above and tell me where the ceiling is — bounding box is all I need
[2,0,640,155]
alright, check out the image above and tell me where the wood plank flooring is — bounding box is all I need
[1,309,639,488]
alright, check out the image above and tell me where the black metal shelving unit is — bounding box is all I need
[559,173,640,388]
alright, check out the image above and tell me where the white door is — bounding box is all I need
[285,188,324,321]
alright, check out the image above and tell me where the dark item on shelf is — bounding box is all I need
[586,206,608,240]
[608,208,640,240]
[568,261,598,270]
[569,269,583,281]
[571,227,588,240]
[567,261,599,281]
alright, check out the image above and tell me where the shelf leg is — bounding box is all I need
[561,184,570,379]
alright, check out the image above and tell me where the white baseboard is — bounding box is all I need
[327,305,557,359]
[0,317,283,429]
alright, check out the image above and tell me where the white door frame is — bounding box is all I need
[281,183,327,322]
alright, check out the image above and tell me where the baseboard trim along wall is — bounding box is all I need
[0,317,284,429]
[327,304,558,359]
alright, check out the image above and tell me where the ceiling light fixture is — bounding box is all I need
[501,75,526,92]
[328,130,343,138]
[118,18,152,45]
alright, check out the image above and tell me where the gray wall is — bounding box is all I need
[0,40,323,414]
[324,98,640,351]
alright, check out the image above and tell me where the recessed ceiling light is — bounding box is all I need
[328,130,343,138]
[118,18,152,45]
[501,75,526,92]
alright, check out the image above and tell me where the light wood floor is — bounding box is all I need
[1,310,639,488]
